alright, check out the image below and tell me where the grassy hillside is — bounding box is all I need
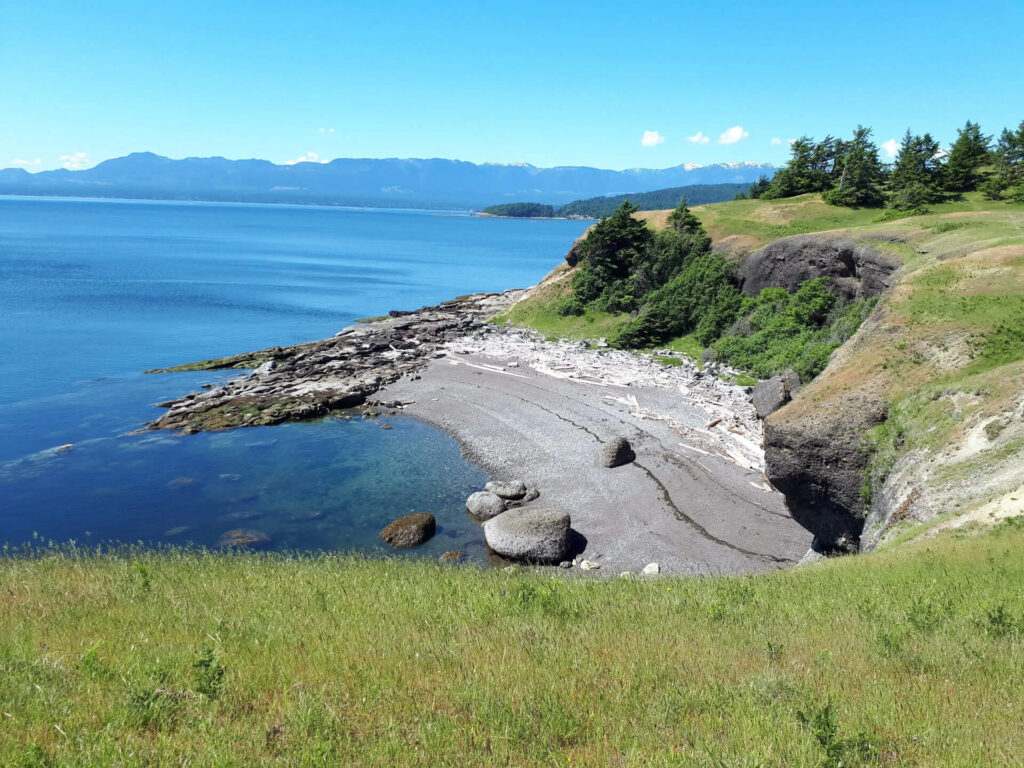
[499,192,1024,542]
[2,522,1023,766]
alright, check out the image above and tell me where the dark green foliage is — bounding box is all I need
[556,183,751,218]
[193,646,226,698]
[823,126,885,207]
[666,195,703,234]
[569,202,653,312]
[763,137,836,198]
[978,177,1007,201]
[887,129,943,208]
[481,202,555,217]
[944,121,990,192]
[711,281,875,381]
[796,700,877,768]
[611,254,743,348]
[748,175,772,199]
[995,121,1024,184]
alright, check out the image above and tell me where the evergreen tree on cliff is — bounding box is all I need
[944,121,990,192]
[569,201,653,311]
[823,126,885,207]
[887,129,944,209]
[666,196,702,233]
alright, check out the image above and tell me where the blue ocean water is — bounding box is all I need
[0,196,588,557]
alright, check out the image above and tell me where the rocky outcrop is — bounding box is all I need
[739,235,898,301]
[751,370,802,419]
[482,507,572,562]
[564,234,587,267]
[466,491,507,520]
[146,291,523,432]
[379,513,436,548]
[599,437,636,468]
[764,395,888,552]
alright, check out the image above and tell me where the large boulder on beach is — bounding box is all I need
[466,491,506,519]
[379,513,436,548]
[599,437,636,468]
[482,507,571,562]
[751,370,802,419]
[485,479,527,500]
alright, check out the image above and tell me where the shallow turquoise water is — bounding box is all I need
[0,197,588,556]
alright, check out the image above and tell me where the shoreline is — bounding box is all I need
[376,327,809,575]
[145,292,810,574]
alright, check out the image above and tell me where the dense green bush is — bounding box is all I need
[711,281,876,381]
[611,253,743,348]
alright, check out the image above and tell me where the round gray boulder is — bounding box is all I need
[485,479,527,500]
[482,507,571,563]
[466,491,506,520]
[599,436,636,468]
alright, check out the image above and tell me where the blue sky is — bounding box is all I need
[2,0,1022,171]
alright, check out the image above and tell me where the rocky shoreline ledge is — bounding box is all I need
[145,290,523,432]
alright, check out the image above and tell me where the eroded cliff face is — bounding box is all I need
[738,234,898,300]
[757,228,1024,554]
[765,395,887,552]
[722,234,900,551]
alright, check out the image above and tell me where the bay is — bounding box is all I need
[0,196,588,556]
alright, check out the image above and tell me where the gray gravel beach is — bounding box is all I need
[379,327,812,575]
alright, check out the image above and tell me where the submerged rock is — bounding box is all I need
[599,437,636,468]
[485,479,527,500]
[466,491,506,520]
[379,513,436,548]
[482,507,571,563]
[218,529,270,548]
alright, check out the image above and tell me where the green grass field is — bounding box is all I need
[2,522,1023,767]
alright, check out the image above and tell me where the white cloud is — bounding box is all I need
[285,151,329,165]
[718,126,749,145]
[881,138,900,158]
[60,152,90,170]
[685,130,710,145]
[11,157,42,167]
[770,137,796,146]
[641,130,665,147]
[317,127,336,134]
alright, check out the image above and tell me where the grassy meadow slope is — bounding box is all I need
[2,194,1023,766]
[500,193,1024,545]
[2,523,1023,766]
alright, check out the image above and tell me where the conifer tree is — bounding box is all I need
[823,126,885,207]
[888,129,943,208]
[944,121,990,191]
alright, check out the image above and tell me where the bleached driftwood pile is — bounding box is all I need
[444,327,767,474]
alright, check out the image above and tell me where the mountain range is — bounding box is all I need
[0,153,775,210]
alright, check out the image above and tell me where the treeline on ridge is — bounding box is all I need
[736,119,1024,210]
[482,183,750,219]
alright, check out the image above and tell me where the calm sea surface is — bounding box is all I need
[0,197,588,558]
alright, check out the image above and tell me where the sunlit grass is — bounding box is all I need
[2,523,1023,766]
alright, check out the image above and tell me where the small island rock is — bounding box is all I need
[379,513,436,548]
